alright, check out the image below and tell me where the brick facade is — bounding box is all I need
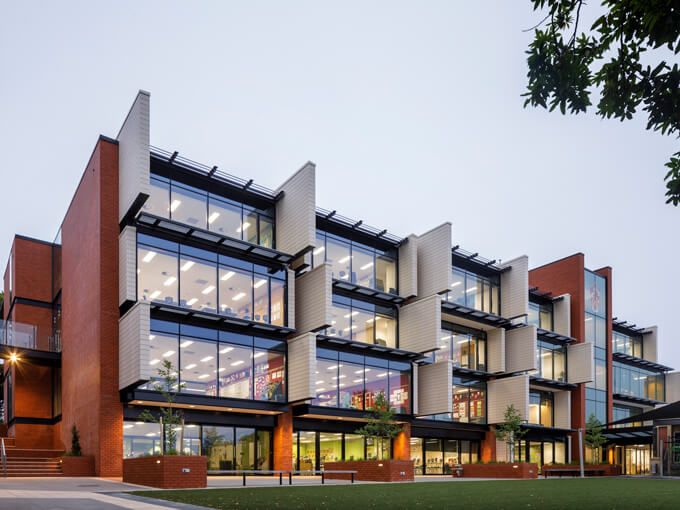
[123,455,207,488]
[460,462,538,479]
[324,460,415,482]
[273,410,293,470]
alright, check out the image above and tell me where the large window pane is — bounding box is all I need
[270,278,285,326]
[138,246,178,305]
[353,246,375,288]
[219,267,252,320]
[453,386,469,423]
[585,314,596,343]
[202,426,234,470]
[219,343,252,399]
[143,178,170,218]
[314,359,338,407]
[319,432,343,469]
[388,369,410,414]
[449,269,465,305]
[208,198,242,239]
[180,257,216,312]
[254,349,285,402]
[366,437,390,461]
[465,274,482,309]
[345,434,364,461]
[595,359,607,391]
[298,431,317,471]
[364,367,388,410]
[528,303,540,327]
[171,185,207,228]
[124,422,163,458]
[340,363,364,410]
[425,438,443,474]
[595,316,607,349]
[469,384,486,424]
[327,237,351,281]
[451,334,468,368]
[554,349,566,382]
[259,217,274,249]
[376,254,396,294]
[312,232,326,268]
[328,302,351,339]
[244,209,259,244]
[444,440,459,474]
[490,284,500,315]
[541,393,553,427]
[375,315,396,348]
[410,437,423,475]
[540,347,554,380]
[529,392,540,424]
[353,308,374,344]
[147,334,178,390]
[235,428,256,470]
[257,430,271,470]
[253,276,269,323]
[180,338,217,396]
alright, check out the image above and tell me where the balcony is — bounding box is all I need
[0,320,61,365]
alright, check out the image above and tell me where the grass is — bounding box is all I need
[132,478,680,509]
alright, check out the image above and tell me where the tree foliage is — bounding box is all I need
[70,424,83,456]
[355,392,401,460]
[494,405,527,462]
[524,0,680,205]
[139,359,186,455]
[585,412,607,460]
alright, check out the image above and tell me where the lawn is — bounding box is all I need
[132,478,680,509]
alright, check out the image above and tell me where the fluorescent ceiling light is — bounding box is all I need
[163,276,176,286]
[316,381,325,385]
[221,271,235,281]
[185,363,197,369]
[451,281,462,288]
[149,335,156,340]
[123,424,133,429]
[313,246,325,255]
[218,368,225,372]
[180,340,193,348]
[366,318,374,323]
[457,339,469,344]
[441,335,452,341]
[253,352,265,358]
[162,350,175,357]
[344,311,359,318]
[237,222,250,233]
[198,374,210,379]
[145,433,157,437]
[149,359,161,365]
[377,373,387,378]
[233,292,246,301]
[208,212,220,224]
[187,298,198,306]
[339,274,349,279]
[316,389,325,392]
[353,379,363,383]
[181,261,195,272]
[220,347,234,354]
[170,200,181,212]
[254,279,267,289]
[142,251,156,263]
[466,286,477,293]
[200,356,214,362]
[360,262,374,270]
[231,360,244,366]
[149,290,161,299]
[202,285,215,294]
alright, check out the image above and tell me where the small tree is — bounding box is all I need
[139,360,185,455]
[494,405,527,463]
[585,413,607,463]
[70,424,82,456]
[355,392,401,460]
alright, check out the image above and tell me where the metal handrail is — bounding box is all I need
[207,469,358,486]
[2,438,7,478]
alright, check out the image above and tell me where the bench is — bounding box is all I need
[207,469,358,486]
[544,468,605,478]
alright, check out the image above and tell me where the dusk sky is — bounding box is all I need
[1,2,677,366]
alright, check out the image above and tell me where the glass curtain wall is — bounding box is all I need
[410,438,480,475]
[445,267,500,315]
[312,231,398,294]
[613,362,665,402]
[436,326,486,371]
[137,234,285,326]
[613,331,643,358]
[142,320,286,403]
[292,431,384,471]
[143,174,275,248]
[585,270,608,424]
[325,296,397,348]
[313,349,411,414]
[527,302,554,331]
[431,377,487,424]
[534,341,567,382]
[528,390,554,427]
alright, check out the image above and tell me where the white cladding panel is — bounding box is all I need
[294,263,331,333]
[487,374,529,424]
[664,371,680,404]
[486,328,505,374]
[567,342,594,384]
[287,333,316,402]
[416,223,451,298]
[505,325,537,373]
[119,301,150,390]
[553,294,571,336]
[417,361,452,416]
[642,326,658,363]
[286,269,296,330]
[119,226,137,306]
[117,90,150,223]
[499,255,529,319]
[398,235,418,299]
[275,163,316,257]
[399,294,441,353]
[554,390,571,429]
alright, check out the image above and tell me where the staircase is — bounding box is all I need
[1,438,65,477]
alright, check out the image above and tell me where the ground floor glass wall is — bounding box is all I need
[514,439,566,469]
[292,431,390,471]
[614,445,651,475]
[409,437,480,475]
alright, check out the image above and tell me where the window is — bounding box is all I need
[452,377,486,424]
[535,341,567,382]
[613,362,665,402]
[437,326,486,372]
[528,302,553,331]
[410,438,480,475]
[444,267,499,315]
[171,183,207,228]
[137,234,286,326]
[613,405,643,428]
[313,349,411,414]
[313,231,398,294]
[142,321,286,403]
[529,390,553,427]
[614,331,643,358]
[142,177,170,218]
[324,296,397,348]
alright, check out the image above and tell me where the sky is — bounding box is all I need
[0,1,678,366]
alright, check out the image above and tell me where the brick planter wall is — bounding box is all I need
[123,456,207,488]
[59,456,95,476]
[459,463,538,479]
[542,464,622,477]
[324,460,414,482]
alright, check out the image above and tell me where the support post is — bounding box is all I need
[578,428,585,479]
[243,473,246,486]
[660,440,664,477]
[279,472,283,485]
[321,471,325,484]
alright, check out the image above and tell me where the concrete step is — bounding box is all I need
[0,437,16,448]
[5,449,64,458]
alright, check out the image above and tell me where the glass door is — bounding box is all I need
[410,438,423,475]
[298,431,317,471]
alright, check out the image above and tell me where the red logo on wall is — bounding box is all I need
[589,284,600,313]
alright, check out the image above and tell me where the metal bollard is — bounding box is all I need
[322,472,325,485]
[243,473,246,486]
[351,472,354,484]
[279,472,283,485]
[289,472,292,485]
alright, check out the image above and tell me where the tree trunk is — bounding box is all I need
[180,417,185,455]
[159,416,164,455]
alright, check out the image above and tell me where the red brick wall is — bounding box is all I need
[460,462,538,479]
[15,365,53,419]
[324,460,414,482]
[273,410,293,470]
[595,266,613,423]
[60,456,95,476]
[529,253,585,460]
[481,429,496,462]
[393,423,411,461]
[61,138,122,477]
[12,238,53,303]
[123,456,207,488]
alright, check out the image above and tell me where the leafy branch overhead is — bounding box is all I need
[524,0,680,205]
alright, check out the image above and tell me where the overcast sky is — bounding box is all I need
[1,2,677,366]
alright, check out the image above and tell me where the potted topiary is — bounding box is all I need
[122,360,206,488]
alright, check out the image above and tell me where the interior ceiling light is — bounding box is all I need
[312,246,325,256]
[208,212,220,224]
[237,222,250,233]
[181,261,195,272]
[143,251,157,263]
[170,200,181,212]
[164,277,177,286]
[202,285,215,294]
[221,271,235,281]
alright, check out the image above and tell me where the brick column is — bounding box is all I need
[481,429,497,462]
[273,410,293,470]
[393,423,411,461]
